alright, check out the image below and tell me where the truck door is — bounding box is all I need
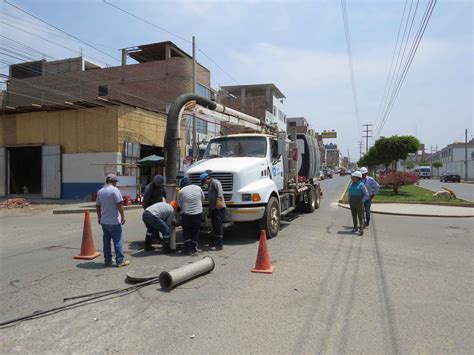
[270,139,284,190]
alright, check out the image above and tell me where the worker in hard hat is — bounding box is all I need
[348,171,370,236]
[142,174,167,251]
[200,172,226,251]
[142,200,178,254]
[360,167,380,227]
[178,177,205,255]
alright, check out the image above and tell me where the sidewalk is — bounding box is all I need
[52,203,142,215]
[339,202,474,218]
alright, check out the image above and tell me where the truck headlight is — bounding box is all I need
[242,194,251,201]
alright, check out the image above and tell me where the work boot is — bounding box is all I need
[351,227,358,233]
[358,228,364,236]
[162,238,171,254]
[144,233,155,251]
[364,220,370,228]
[210,236,223,251]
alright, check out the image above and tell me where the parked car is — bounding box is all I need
[322,169,333,179]
[440,171,461,183]
[319,170,325,180]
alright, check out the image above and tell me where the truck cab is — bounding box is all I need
[186,134,283,227]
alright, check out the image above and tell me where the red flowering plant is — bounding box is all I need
[378,172,418,194]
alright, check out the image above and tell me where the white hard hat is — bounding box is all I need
[360,167,368,174]
[352,171,363,178]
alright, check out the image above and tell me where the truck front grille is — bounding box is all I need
[188,172,233,201]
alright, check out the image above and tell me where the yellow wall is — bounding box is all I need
[1,105,185,157]
[1,106,119,153]
[117,106,185,157]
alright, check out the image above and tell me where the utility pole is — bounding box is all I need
[192,36,198,163]
[358,141,364,159]
[465,128,468,182]
[362,124,373,153]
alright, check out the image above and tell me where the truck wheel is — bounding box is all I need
[305,186,316,213]
[261,196,280,239]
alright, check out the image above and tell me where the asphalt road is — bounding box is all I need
[419,179,474,201]
[0,176,472,353]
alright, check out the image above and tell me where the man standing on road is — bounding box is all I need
[360,167,380,227]
[200,172,226,251]
[96,174,129,267]
[142,174,167,251]
[178,177,204,255]
[348,171,369,236]
[142,201,178,254]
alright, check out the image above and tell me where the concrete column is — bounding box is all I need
[165,45,171,60]
[240,87,246,106]
[121,49,127,66]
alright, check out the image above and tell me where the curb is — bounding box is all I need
[53,205,142,215]
[338,203,474,218]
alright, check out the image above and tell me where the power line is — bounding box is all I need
[374,0,409,126]
[379,0,437,134]
[375,0,437,137]
[102,0,239,84]
[4,0,119,64]
[340,0,361,132]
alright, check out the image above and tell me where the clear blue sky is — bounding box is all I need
[1,0,472,161]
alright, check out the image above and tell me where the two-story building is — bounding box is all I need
[219,83,287,132]
[431,139,474,180]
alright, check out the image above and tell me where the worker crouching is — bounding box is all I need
[142,200,178,254]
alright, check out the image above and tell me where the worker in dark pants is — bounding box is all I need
[178,177,204,255]
[142,174,167,251]
[360,167,380,227]
[200,172,226,251]
[348,171,369,236]
[142,200,178,254]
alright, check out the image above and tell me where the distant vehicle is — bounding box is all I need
[322,169,333,179]
[319,170,325,180]
[414,166,431,179]
[440,171,461,183]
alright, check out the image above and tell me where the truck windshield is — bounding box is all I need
[203,136,267,158]
[420,168,431,172]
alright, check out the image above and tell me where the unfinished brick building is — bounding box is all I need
[5,41,211,112]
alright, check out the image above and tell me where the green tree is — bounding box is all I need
[373,135,420,172]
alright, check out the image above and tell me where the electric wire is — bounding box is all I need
[340,0,361,134]
[102,0,240,84]
[4,0,119,64]
[375,0,437,137]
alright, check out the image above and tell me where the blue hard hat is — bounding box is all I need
[199,172,209,184]
[180,177,192,188]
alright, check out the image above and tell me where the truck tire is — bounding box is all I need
[305,186,316,213]
[260,196,280,239]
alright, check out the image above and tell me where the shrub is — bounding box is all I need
[378,172,418,194]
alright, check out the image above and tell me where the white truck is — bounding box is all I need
[164,94,322,239]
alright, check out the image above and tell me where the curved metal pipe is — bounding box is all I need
[164,93,217,185]
[159,256,215,290]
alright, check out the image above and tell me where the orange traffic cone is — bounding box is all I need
[74,211,101,260]
[251,230,274,274]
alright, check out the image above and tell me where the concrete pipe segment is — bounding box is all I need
[159,256,215,290]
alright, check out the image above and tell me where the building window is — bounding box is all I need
[196,83,210,99]
[98,85,108,97]
[273,105,277,116]
[197,118,207,135]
